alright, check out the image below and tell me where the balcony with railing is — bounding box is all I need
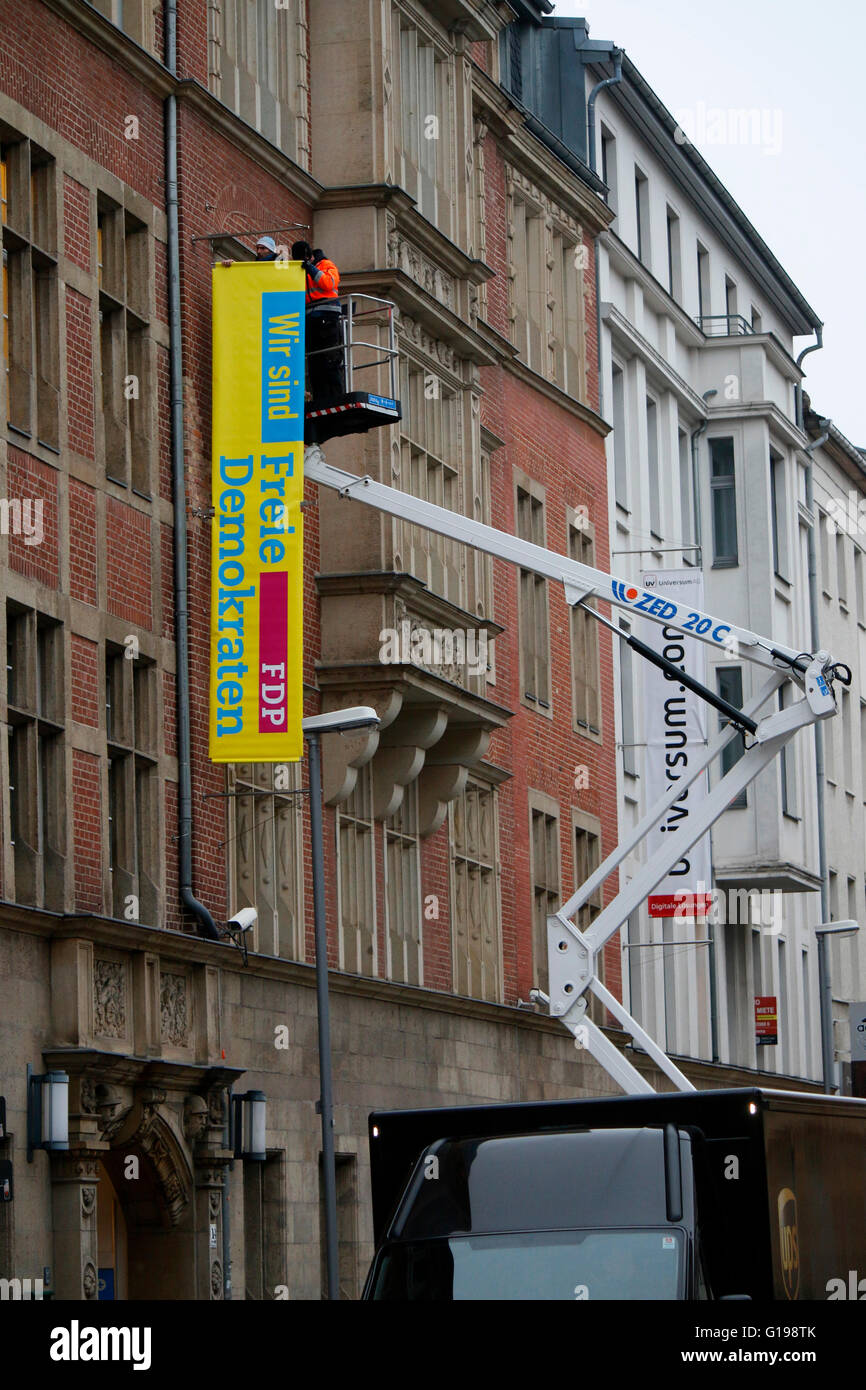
[696,313,756,337]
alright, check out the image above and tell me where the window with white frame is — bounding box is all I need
[569,518,601,736]
[516,481,551,709]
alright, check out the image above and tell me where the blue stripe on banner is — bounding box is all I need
[261,290,306,443]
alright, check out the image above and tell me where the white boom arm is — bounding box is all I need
[305,445,845,1093]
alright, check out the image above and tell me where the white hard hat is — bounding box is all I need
[256,235,277,253]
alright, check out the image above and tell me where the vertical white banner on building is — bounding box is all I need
[640,569,712,917]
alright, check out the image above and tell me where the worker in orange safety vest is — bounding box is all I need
[292,240,346,401]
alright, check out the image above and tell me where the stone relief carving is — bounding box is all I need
[183,1094,209,1146]
[94,958,126,1038]
[386,216,456,310]
[160,972,189,1047]
[397,312,458,373]
[211,1261,223,1299]
[81,1186,96,1219]
[83,1261,98,1299]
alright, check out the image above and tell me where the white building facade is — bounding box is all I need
[582,48,865,1085]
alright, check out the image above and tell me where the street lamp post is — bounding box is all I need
[302,707,380,1301]
[814,920,859,1094]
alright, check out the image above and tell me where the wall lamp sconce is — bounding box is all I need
[232,1090,266,1162]
[26,1065,69,1162]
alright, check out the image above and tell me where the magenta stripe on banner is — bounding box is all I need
[259,571,289,733]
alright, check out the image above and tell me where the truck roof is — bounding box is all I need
[368,1087,866,1244]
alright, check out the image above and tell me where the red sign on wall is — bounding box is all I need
[755,995,778,1046]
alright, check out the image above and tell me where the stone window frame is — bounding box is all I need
[208,0,311,168]
[227,760,305,961]
[514,468,552,718]
[336,764,379,978]
[383,782,423,986]
[4,599,67,911]
[1,127,61,449]
[96,190,154,495]
[567,508,602,742]
[105,641,159,925]
[528,789,561,997]
[449,772,502,1004]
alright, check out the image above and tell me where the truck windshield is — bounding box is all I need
[370,1228,684,1301]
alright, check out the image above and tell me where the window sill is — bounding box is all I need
[712,559,739,569]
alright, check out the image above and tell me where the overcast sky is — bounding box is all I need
[551,0,866,445]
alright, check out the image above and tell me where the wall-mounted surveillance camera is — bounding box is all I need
[227,906,258,934]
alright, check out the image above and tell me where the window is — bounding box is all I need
[551,229,585,400]
[709,437,738,565]
[1,137,59,443]
[678,429,694,560]
[842,687,853,788]
[777,938,788,1074]
[666,208,681,300]
[336,766,377,976]
[6,603,65,909]
[516,483,550,708]
[619,621,637,776]
[779,686,798,817]
[696,243,710,321]
[97,196,152,491]
[106,644,158,923]
[395,357,462,604]
[634,168,649,265]
[530,804,560,995]
[611,363,628,508]
[508,186,545,372]
[836,530,848,606]
[825,691,837,784]
[231,761,304,959]
[569,520,601,736]
[724,276,737,327]
[751,305,763,332]
[818,511,831,595]
[860,702,866,803]
[395,19,454,235]
[385,786,422,985]
[91,0,152,48]
[801,949,811,1072]
[450,780,501,1002]
[855,547,864,624]
[319,1153,360,1300]
[600,127,618,213]
[646,397,661,537]
[717,666,747,808]
[209,0,307,163]
[770,450,787,579]
[244,1152,285,1299]
[573,817,602,934]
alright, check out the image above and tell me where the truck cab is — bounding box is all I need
[364,1125,707,1300]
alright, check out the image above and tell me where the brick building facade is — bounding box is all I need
[0,0,812,1301]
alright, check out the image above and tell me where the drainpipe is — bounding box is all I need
[795,325,823,432]
[586,50,622,419]
[804,416,833,1086]
[164,0,219,940]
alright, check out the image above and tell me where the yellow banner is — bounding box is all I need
[209,262,305,762]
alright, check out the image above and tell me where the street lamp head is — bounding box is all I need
[815,919,859,938]
[302,707,380,737]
